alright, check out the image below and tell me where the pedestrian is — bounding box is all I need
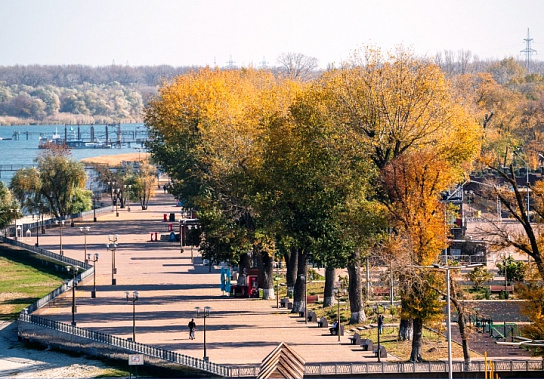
[188,318,196,339]
[377,314,383,335]
[163,185,167,194]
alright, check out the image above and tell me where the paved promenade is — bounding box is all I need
[29,191,390,367]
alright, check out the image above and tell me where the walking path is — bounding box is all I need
[28,191,390,367]
[8,190,537,371]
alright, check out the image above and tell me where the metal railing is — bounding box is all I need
[7,236,543,377]
[18,313,233,377]
[303,360,543,376]
[8,236,237,377]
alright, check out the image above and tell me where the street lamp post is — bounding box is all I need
[189,225,194,262]
[514,150,530,223]
[70,195,76,227]
[87,253,99,298]
[196,306,211,362]
[108,181,118,216]
[92,193,97,222]
[80,226,90,263]
[55,220,65,255]
[67,265,79,326]
[299,274,307,324]
[124,184,132,212]
[11,208,19,241]
[333,288,341,341]
[412,263,483,379]
[106,234,118,285]
[114,188,119,217]
[35,203,42,247]
[126,291,139,341]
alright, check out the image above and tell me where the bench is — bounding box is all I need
[489,285,514,293]
[230,285,249,298]
[349,333,362,345]
[360,338,374,351]
[373,345,387,358]
[329,324,344,336]
[371,287,390,296]
[306,294,319,303]
[317,317,329,328]
[280,297,293,309]
[307,311,318,323]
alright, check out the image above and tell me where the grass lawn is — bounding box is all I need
[0,244,69,320]
[0,243,133,377]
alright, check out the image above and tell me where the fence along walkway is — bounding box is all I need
[18,313,233,377]
[6,236,235,378]
[5,237,544,377]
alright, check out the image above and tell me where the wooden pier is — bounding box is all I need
[12,123,148,147]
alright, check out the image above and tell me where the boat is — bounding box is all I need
[38,128,113,149]
[38,128,63,149]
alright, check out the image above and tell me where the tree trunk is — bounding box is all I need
[239,252,250,273]
[348,254,366,323]
[285,247,298,289]
[409,318,423,362]
[292,250,307,313]
[450,288,471,370]
[323,267,335,307]
[257,250,274,300]
[398,318,413,340]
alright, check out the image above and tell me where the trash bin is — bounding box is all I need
[287,287,294,298]
[169,213,175,222]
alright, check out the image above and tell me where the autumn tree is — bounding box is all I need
[381,150,456,361]
[318,46,480,331]
[145,68,300,299]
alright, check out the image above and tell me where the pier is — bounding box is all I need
[12,123,148,147]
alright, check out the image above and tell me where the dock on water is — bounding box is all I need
[12,123,148,148]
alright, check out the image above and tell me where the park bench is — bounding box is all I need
[307,311,318,323]
[489,285,514,293]
[373,345,387,358]
[317,317,328,328]
[349,332,362,345]
[329,324,344,336]
[306,294,319,303]
[371,287,390,296]
[280,297,292,309]
[360,338,374,351]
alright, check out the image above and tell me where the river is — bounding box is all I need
[0,124,147,184]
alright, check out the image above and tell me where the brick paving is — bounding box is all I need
[25,190,539,367]
[30,191,391,367]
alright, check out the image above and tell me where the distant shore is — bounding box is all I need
[80,152,150,166]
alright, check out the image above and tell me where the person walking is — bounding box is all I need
[188,318,196,340]
[377,314,384,335]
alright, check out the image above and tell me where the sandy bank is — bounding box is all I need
[80,152,149,166]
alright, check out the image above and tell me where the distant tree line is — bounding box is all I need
[1,51,542,125]
[0,64,201,125]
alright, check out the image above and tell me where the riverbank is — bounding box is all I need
[80,152,150,166]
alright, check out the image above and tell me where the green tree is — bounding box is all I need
[497,255,527,283]
[9,147,88,218]
[465,266,494,290]
[0,182,19,230]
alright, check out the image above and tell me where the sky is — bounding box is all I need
[0,0,542,68]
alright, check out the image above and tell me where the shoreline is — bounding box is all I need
[80,152,150,166]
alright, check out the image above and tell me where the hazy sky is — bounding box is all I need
[1,0,542,68]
